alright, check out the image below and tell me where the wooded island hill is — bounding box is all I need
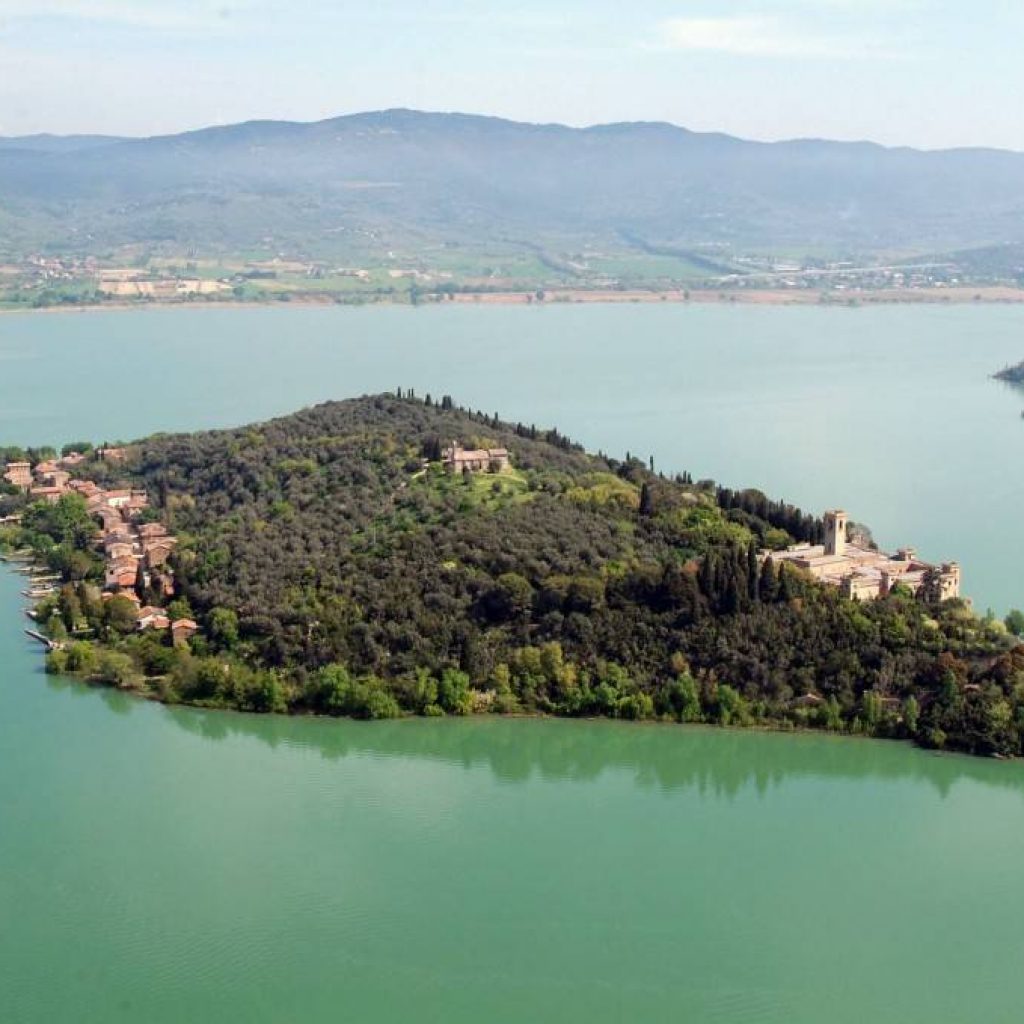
[1,392,1022,758]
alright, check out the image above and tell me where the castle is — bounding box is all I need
[768,509,961,602]
[442,442,511,474]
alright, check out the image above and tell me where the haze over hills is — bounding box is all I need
[2,108,1024,271]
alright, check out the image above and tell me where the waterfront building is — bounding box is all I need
[767,509,962,602]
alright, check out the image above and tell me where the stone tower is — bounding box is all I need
[824,509,848,557]
[939,562,961,601]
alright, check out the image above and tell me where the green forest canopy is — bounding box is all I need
[4,392,1023,757]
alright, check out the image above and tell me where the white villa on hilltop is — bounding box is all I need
[767,509,961,602]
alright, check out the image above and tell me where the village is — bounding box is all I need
[3,452,197,645]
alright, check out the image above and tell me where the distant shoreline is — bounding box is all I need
[3,284,1024,317]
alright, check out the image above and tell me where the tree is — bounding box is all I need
[61,441,93,456]
[758,557,779,602]
[481,572,533,622]
[438,668,472,715]
[660,673,702,722]
[105,595,139,635]
[903,695,920,735]
[1005,609,1024,637]
[209,607,240,651]
[638,482,654,517]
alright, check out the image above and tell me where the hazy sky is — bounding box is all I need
[1,1,1021,149]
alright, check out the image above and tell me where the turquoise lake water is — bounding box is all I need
[1,303,1021,610]
[2,303,1024,1022]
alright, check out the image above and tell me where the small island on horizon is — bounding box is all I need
[993,359,1024,384]
[2,392,1023,758]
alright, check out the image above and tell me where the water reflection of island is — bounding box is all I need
[165,702,1024,803]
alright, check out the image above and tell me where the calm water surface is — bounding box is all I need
[3,566,1024,1023]
[2,304,1024,1022]
[1,303,1021,610]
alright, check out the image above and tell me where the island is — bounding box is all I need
[2,392,1023,758]
[994,359,1024,384]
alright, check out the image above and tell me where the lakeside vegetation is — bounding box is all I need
[3,393,1023,758]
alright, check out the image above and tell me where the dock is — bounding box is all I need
[24,629,59,652]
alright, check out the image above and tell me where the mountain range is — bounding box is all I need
[2,109,1024,264]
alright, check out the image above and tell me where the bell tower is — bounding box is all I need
[824,509,848,557]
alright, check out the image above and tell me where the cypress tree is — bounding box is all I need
[639,483,654,517]
[759,557,779,603]
[747,543,760,600]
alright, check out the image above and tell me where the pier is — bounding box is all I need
[24,629,59,652]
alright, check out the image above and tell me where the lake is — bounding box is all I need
[2,303,1024,1022]
[1,302,1022,611]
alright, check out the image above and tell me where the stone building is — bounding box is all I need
[3,462,33,490]
[442,442,511,474]
[767,509,962,603]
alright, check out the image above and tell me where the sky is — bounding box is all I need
[0,0,1021,150]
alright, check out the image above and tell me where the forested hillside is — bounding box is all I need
[4,109,1024,260]
[9,392,1017,757]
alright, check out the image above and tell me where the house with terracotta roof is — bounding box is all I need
[105,555,140,590]
[137,608,170,632]
[105,540,136,561]
[29,486,64,505]
[69,479,101,498]
[39,469,71,490]
[103,490,133,509]
[143,537,177,567]
[442,441,511,474]
[108,569,139,591]
[171,618,198,644]
[128,490,149,508]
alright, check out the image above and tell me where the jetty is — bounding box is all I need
[24,629,59,652]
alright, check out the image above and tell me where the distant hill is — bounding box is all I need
[0,134,124,155]
[2,109,1024,263]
